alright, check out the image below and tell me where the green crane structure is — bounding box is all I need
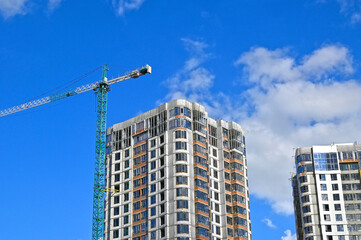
[0,64,152,240]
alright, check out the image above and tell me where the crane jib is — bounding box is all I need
[49,89,78,102]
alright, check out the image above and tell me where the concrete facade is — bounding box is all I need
[103,99,251,240]
[293,143,361,240]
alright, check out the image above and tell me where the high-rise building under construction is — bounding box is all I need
[292,143,361,240]
[104,99,251,240]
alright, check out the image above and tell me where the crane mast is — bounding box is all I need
[93,65,110,240]
[0,64,152,240]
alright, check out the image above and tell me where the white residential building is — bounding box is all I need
[293,143,361,240]
[103,99,251,240]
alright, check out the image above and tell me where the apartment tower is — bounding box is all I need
[293,143,361,240]
[103,99,251,240]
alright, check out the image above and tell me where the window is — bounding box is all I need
[124,182,129,190]
[113,229,119,238]
[114,218,119,227]
[177,212,189,221]
[215,215,220,224]
[176,188,188,197]
[214,192,219,200]
[114,196,120,204]
[160,157,165,166]
[124,193,129,202]
[305,226,313,234]
[322,194,328,201]
[300,186,309,193]
[175,142,187,150]
[323,204,330,211]
[321,184,327,191]
[213,169,218,179]
[336,214,343,221]
[176,176,188,185]
[125,149,130,158]
[160,168,165,178]
[115,163,120,171]
[215,203,220,212]
[151,184,156,193]
[177,200,188,209]
[151,139,156,147]
[169,119,192,130]
[213,149,217,157]
[161,228,166,238]
[194,156,207,167]
[301,195,310,203]
[151,207,156,216]
[176,164,188,173]
[320,174,326,181]
[175,130,187,139]
[335,204,341,211]
[332,184,339,191]
[324,214,331,221]
[177,224,189,234]
[196,190,209,201]
[194,133,206,145]
[314,152,338,171]
[325,225,332,232]
[331,174,337,180]
[151,219,156,228]
[115,152,121,160]
[115,174,120,182]
[299,176,308,183]
[151,150,156,158]
[160,180,165,189]
[151,173,156,181]
[124,170,129,179]
[304,216,312,224]
[337,225,344,232]
[151,195,156,204]
[114,207,119,215]
[151,161,156,170]
[334,194,340,201]
[213,159,218,168]
[176,153,187,161]
[124,204,129,213]
[121,215,128,225]
[160,146,165,155]
[123,227,129,236]
[124,159,129,168]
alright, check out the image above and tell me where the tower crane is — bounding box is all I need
[0,64,152,240]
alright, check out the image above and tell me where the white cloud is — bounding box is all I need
[112,0,145,16]
[163,41,361,215]
[322,0,361,23]
[162,38,215,105]
[0,0,28,18]
[262,218,276,228]
[300,45,353,77]
[237,45,361,214]
[281,230,297,240]
[236,47,301,88]
[47,0,61,12]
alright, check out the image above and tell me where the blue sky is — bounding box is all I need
[1,0,361,239]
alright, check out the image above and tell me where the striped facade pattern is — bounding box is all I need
[104,99,251,240]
